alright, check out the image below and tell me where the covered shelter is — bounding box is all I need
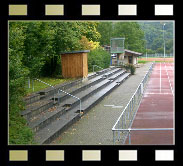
[110,38,125,65]
[111,49,142,65]
[60,50,90,78]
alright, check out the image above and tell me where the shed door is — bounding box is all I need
[128,56,133,64]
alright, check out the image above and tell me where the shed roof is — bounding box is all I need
[125,49,142,56]
[60,50,90,55]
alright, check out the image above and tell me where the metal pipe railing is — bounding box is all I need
[57,88,82,114]
[140,53,173,58]
[33,78,56,103]
[112,62,154,144]
[33,78,82,114]
[92,65,103,73]
[113,128,174,145]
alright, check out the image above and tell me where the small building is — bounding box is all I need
[111,49,142,66]
[109,38,142,66]
[60,50,90,78]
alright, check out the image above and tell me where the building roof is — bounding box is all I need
[60,50,90,55]
[124,49,142,56]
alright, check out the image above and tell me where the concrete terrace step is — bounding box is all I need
[26,67,118,103]
[88,66,116,79]
[28,70,126,133]
[21,99,54,120]
[34,72,130,144]
[35,111,80,144]
[23,67,117,105]
[56,69,125,108]
[22,68,119,119]
[54,68,122,102]
[38,67,118,97]
[28,105,66,132]
[29,79,111,132]
[24,93,41,105]
[96,66,115,75]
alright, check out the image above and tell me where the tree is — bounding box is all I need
[112,22,146,53]
[9,22,34,144]
[97,22,113,45]
[139,22,174,53]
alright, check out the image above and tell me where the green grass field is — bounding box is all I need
[25,77,76,95]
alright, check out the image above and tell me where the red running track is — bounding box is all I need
[126,62,174,145]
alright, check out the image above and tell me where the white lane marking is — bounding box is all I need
[144,92,172,95]
[168,63,174,71]
[164,62,174,96]
[160,62,161,93]
[104,105,114,107]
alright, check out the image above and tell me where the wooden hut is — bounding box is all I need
[60,50,90,78]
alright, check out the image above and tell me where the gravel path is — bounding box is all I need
[52,63,152,145]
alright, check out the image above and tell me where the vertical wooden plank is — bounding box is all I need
[83,53,88,77]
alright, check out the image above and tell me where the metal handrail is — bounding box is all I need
[33,78,82,114]
[33,78,56,103]
[57,88,82,114]
[112,62,154,144]
[140,53,173,58]
[92,65,103,73]
[113,128,174,145]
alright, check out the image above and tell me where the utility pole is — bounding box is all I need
[146,44,147,60]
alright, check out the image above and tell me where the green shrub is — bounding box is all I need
[9,97,35,145]
[124,63,136,75]
[88,48,111,72]
[9,22,34,145]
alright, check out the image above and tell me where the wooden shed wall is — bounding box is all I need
[82,53,88,77]
[61,53,88,78]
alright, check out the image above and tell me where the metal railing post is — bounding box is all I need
[112,62,155,144]
[113,131,115,144]
[122,115,123,129]
[57,88,82,114]
[118,122,120,141]
[34,78,55,103]
[129,129,131,145]
[92,65,104,73]
[125,111,126,128]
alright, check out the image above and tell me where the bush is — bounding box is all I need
[9,99,35,144]
[124,63,136,75]
[88,48,111,72]
[9,22,34,144]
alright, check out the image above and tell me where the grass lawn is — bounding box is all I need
[25,77,76,95]
[138,60,148,64]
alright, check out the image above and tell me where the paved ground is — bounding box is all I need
[126,62,174,145]
[52,63,152,145]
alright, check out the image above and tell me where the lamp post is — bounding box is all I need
[146,44,147,60]
[163,23,166,61]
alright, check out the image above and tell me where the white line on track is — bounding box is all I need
[160,62,161,93]
[164,62,174,96]
[144,92,172,95]
[169,63,174,71]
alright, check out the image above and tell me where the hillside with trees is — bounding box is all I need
[97,22,146,53]
[97,21,174,54]
[138,21,174,54]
